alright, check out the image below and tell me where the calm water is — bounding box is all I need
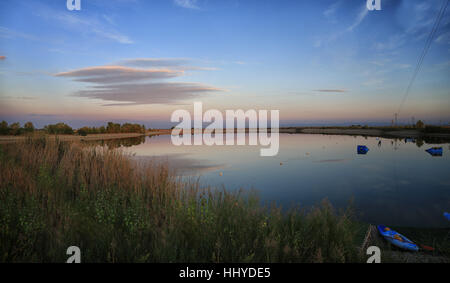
[123,134,450,228]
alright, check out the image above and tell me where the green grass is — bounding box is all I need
[0,137,362,263]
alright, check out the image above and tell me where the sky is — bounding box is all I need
[0,0,449,128]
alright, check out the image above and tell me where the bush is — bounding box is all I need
[78,123,145,135]
[44,123,73,135]
[23,122,35,133]
[0,121,35,136]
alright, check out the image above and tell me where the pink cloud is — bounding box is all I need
[54,66,183,83]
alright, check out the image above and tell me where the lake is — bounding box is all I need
[120,133,450,228]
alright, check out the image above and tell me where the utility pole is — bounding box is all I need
[394,113,398,127]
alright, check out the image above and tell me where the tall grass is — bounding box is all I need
[0,138,361,262]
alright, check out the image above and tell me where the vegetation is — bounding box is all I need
[0,121,146,136]
[0,121,35,136]
[82,136,145,149]
[44,123,74,135]
[0,138,361,263]
[78,123,145,136]
[77,126,107,136]
[106,122,146,134]
[415,120,425,129]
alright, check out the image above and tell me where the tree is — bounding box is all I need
[23,121,35,133]
[107,122,121,133]
[9,122,21,135]
[415,139,424,148]
[415,120,425,129]
[0,121,8,135]
[45,123,73,135]
[77,128,88,136]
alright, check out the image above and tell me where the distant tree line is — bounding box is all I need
[45,123,74,135]
[0,121,35,135]
[77,122,146,136]
[0,121,146,136]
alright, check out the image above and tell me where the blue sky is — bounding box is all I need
[0,0,449,128]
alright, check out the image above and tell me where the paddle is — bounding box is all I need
[418,244,434,251]
[382,234,434,252]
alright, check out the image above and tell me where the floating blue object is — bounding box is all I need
[425,147,443,156]
[377,225,419,252]
[444,212,450,221]
[357,145,369,154]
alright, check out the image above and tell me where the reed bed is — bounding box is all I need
[0,137,361,262]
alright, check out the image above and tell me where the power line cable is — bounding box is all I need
[397,0,449,117]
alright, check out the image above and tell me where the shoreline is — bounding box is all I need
[1,127,450,143]
[280,127,450,139]
[0,133,146,144]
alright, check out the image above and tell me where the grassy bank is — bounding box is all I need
[0,138,361,263]
[0,132,146,144]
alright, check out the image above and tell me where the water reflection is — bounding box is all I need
[115,133,449,228]
[82,136,146,149]
[425,147,443,157]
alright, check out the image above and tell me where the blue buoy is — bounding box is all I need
[357,145,369,155]
[425,147,443,156]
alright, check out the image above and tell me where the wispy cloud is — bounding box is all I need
[323,1,340,23]
[374,34,406,51]
[54,59,223,105]
[174,0,199,9]
[347,6,368,32]
[34,7,133,44]
[361,78,385,87]
[324,2,340,18]
[289,89,349,97]
[395,64,411,69]
[54,66,182,83]
[76,82,222,106]
[117,58,218,71]
[0,26,38,41]
[1,96,37,100]
[315,3,369,47]
[436,31,450,44]
[117,58,190,67]
[400,1,450,42]
[0,56,5,60]
[314,89,348,93]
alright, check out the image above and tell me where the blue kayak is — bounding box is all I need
[377,225,419,252]
[444,212,450,221]
[426,147,443,156]
[357,145,369,155]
